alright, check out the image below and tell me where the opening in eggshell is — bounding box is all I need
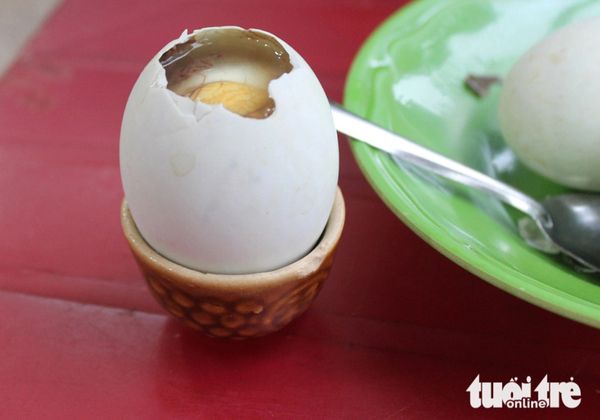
[159,28,293,119]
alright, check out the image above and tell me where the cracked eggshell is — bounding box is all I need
[499,17,600,191]
[120,28,339,274]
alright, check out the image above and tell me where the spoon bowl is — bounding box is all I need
[542,194,600,272]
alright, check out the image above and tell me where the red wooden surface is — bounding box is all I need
[1,0,600,418]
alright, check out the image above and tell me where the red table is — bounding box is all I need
[1,0,599,418]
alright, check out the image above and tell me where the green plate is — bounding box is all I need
[344,0,600,328]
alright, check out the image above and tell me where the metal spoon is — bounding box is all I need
[331,102,600,273]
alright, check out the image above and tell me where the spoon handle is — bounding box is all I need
[331,102,548,224]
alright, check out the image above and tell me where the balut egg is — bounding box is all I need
[120,27,339,274]
[499,16,600,191]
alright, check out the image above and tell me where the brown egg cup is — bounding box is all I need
[121,187,345,339]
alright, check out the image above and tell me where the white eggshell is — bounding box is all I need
[498,16,600,191]
[120,28,339,274]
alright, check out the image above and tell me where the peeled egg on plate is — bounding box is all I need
[499,16,600,191]
[120,27,339,274]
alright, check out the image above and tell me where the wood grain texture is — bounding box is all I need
[1,0,599,418]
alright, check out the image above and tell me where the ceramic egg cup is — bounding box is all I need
[121,187,345,339]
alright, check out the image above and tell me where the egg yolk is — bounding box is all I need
[189,81,275,119]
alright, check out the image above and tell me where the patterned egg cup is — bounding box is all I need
[121,188,345,339]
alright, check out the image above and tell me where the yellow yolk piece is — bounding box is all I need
[189,81,275,118]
